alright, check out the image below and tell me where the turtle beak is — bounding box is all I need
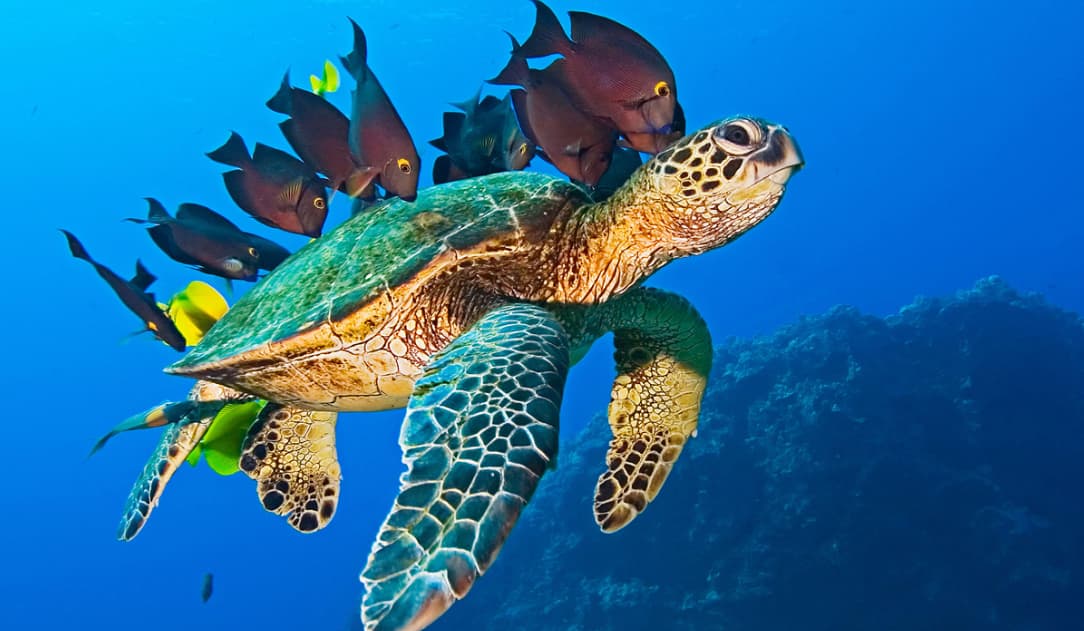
[751,125,804,184]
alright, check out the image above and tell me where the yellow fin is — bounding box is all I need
[197,401,266,476]
[323,60,340,93]
[310,60,340,97]
[166,281,229,346]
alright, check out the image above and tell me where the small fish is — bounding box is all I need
[579,146,643,201]
[339,18,420,201]
[515,0,678,136]
[61,230,186,352]
[207,132,330,237]
[310,60,340,97]
[162,281,229,347]
[266,72,377,197]
[620,101,686,154]
[201,573,214,603]
[491,36,616,187]
[128,199,290,281]
[430,90,534,182]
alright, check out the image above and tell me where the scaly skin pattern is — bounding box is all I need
[581,287,712,532]
[360,304,567,631]
[239,403,341,533]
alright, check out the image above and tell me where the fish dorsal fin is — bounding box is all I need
[266,71,294,115]
[450,86,481,116]
[339,18,369,81]
[253,143,308,175]
[278,178,304,205]
[478,95,503,113]
[176,203,241,232]
[429,135,449,153]
[568,11,659,55]
[130,260,156,291]
[442,112,466,145]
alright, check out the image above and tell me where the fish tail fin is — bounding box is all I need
[488,33,531,87]
[130,260,156,291]
[206,131,250,168]
[60,229,92,262]
[518,0,573,58]
[340,18,368,80]
[266,70,293,114]
[344,166,378,198]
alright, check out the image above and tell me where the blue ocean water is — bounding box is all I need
[2,0,1081,629]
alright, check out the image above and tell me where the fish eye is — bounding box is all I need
[314,197,326,210]
[654,81,671,98]
[247,246,259,258]
[397,158,412,174]
[518,143,529,156]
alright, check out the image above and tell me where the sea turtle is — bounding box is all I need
[113,116,802,630]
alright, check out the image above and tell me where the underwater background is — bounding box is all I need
[3,0,1082,629]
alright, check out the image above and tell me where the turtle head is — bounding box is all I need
[635,116,803,257]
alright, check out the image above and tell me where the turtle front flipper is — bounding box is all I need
[117,381,248,541]
[361,304,569,631]
[239,403,341,533]
[594,287,712,532]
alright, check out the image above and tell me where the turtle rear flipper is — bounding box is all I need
[592,287,712,532]
[239,404,341,533]
[116,381,249,541]
[361,304,568,631]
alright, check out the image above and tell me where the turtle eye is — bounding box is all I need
[715,119,761,155]
[247,246,259,258]
[314,197,326,210]
[654,81,671,97]
[397,158,412,174]
[724,124,750,145]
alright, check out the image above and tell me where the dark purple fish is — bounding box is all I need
[128,199,290,281]
[491,37,616,187]
[621,101,686,154]
[339,18,420,201]
[266,73,377,198]
[515,0,678,136]
[430,90,534,181]
[61,230,186,351]
[579,146,643,201]
[206,132,330,237]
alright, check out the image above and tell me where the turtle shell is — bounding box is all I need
[170,171,586,372]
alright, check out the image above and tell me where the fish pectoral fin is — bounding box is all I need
[345,167,378,198]
[276,178,304,206]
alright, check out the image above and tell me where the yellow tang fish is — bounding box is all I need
[187,400,267,475]
[159,281,229,346]
[310,59,340,97]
